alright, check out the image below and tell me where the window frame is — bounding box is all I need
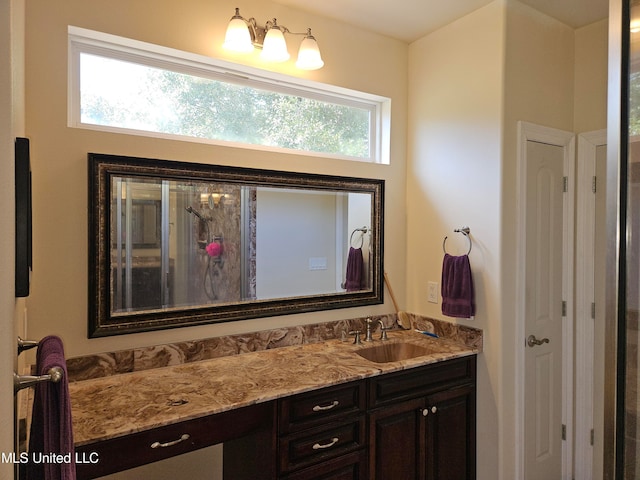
[68,26,391,164]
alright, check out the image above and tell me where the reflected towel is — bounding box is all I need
[345,247,364,291]
[27,336,75,480]
[441,254,475,318]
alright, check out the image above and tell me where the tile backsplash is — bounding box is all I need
[66,313,482,382]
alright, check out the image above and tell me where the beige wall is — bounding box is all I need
[2,0,25,478]
[408,1,607,479]
[23,0,408,358]
[501,2,575,478]
[575,16,609,480]
[17,0,609,479]
[501,5,607,478]
[407,3,505,479]
[0,0,14,474]
[574,19,609,134]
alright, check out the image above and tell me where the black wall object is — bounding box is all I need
[15,137,32,297]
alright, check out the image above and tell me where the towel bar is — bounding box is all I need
[17,336,39,355]
[14,366,64,395]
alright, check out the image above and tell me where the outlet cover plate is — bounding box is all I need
[428,281,439,303]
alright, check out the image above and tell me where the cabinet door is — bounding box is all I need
[368,397,425,480]
[425,385,476,480]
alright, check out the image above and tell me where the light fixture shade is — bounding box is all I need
[260,26,289,62]
[223,10,254,53]
[296,33,324,70]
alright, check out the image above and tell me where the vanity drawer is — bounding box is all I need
[279,416,366,473]
[279,381,366,434]
[75,401,276,479]
[280,450,368,480]
[369,356,476,407]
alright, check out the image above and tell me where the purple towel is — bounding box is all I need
[441,254,475,318]
[27,336,75,480]
[345,247,364,291]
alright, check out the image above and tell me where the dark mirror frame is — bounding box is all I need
[88,153,384,337]
[15,137,32,298]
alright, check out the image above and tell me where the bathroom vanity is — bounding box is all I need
[70,327,479,479]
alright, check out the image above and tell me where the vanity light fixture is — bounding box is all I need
[200,193,226,208]
[223,7,324,70]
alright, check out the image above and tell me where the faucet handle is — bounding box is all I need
[378,320,390,341]
[349,330,363,345]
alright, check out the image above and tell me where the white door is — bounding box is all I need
[524,139,565,479]
[522,132,573,479]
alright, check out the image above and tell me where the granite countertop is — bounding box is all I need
[70,329,480,447]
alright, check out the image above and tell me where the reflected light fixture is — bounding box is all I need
[223,7,324,70]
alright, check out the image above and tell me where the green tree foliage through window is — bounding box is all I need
[80,54,371,158]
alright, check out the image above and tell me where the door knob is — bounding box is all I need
[527,335,550,348]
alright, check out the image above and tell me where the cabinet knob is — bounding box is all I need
[421,408,429,417]
[431,406,437,414]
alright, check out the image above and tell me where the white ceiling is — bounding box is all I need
[271,0,609,43]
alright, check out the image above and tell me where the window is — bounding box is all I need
[68,27,391,163]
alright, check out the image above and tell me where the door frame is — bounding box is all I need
[575,129,607,479]
[515,121,575,480]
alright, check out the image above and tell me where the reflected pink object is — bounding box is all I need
[206,241,223,257]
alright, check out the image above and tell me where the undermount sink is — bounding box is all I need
[355,342,434,363]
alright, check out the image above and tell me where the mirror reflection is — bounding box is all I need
[112,179,373,312]
[89,154,384,336]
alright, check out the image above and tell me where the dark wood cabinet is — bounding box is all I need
[76,401,276,480]
[425,385,476,480]
[74,355,476,480]
[277,381,367,479]
[281,450,368,480]
[369,397,425,479]
[368,357,477,480]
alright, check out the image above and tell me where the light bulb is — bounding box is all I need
[223,8,254,53]
[296,31,324,70]
[260,25,289,62]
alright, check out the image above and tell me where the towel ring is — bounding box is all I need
[442,227,472,256]
[350,227,368,249]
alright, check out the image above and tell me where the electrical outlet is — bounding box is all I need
[428,281,439,304]
[309,257,327,270]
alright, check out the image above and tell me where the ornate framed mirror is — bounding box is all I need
[88,153,384,336]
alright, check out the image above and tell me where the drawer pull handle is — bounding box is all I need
[312,400,339,412]
[150,433,190,449]
[312,437,339,450]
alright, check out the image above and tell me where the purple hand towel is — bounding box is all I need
[27,335,75,480]
[345,247,364,291]
[441,253,475,318]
